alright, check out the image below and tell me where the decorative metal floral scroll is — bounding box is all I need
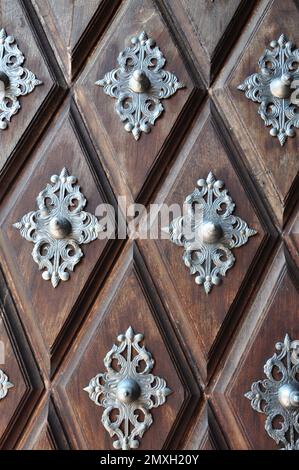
[0,28,42,129]
[14,168,103,288]
[0,369,13,400]
[165,172,257,294]
[245,334,299,450]
[96,31,184,140]
[238,34,299,146]
[84,326,171,450]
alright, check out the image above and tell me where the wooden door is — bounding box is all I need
[0,0,298,450]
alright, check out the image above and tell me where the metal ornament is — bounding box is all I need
[13,168,103,288]
[96,31,184,140]
[0,369,13,400]
[245,335,299,450]
[0,28,42,129]
[238,34,299,146]
[165,172,257,294]
[84,326,171,450]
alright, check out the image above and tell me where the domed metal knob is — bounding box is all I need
[270,74,292,99]
[278,383,299,410]
[49,216,72,239]
[200,222,223,244]
[129,69,151,93]
[116,378,141,404]
[0,71,9,101]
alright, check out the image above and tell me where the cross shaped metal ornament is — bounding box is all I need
[96,31,184,140]
[165,172,257,293]
[84,326,171,450]
[238,34,299,146]
[13,168,103,288]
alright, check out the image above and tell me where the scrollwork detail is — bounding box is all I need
[13,168,103,288]
[165,172,257,293]
[238,34,299,146]
[84,326,171,450]
[96,31,184,140]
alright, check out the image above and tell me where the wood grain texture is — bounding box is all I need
[0,0,62,180]
[162,0,255,85]
[32,0,120,83]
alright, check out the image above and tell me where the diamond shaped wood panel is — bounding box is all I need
[138,101,268,382]
[74,0,198,202]
[213,0,299,226]
[32,0,120,83]
[211,246,299,449]
[0,0,64,195]
[53,243,199,449]
[0,103,116,361]
[163,0,254,84]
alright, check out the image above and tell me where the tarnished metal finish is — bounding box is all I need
[0,369,13,400]
[238,34,299,146]
[96,31,184,140]
[245,335,299,450]
[13,168,103,288]
[166,172,257,294]
[84,326,171,450]
[0,28,42,129]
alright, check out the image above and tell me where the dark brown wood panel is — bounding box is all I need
[32,0,120,83]
[139,100,267,382]
[211,246,299,449]
[53,243,199,449]
[0,101,116,365]
[213,0,299,226]
[0,0,60,178]
[74,0,197,203]
[163,0,255,84]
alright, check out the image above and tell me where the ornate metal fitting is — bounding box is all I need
[165,172,257,294]
[96,31,184,140]
[245,334,299,450]
[13,168,103,288]
[0,369,13,400]
[0,28,42,129]
[84,326,171,450]
[238,34,299,146]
